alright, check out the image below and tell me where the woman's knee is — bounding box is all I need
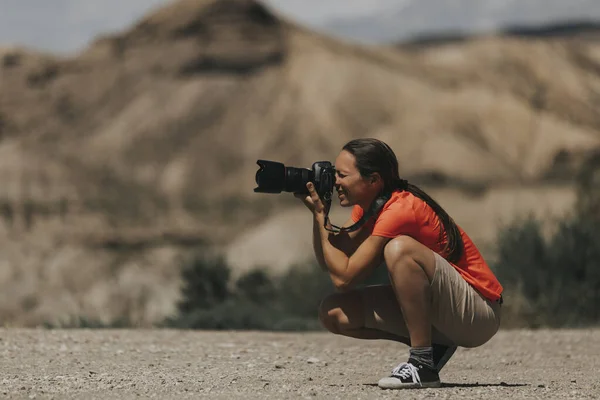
[384,236,436,281]
[384,236,419,268]
[318,291,364,334]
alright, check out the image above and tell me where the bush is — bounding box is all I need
[176,253,231,314]
[494,165,600,327]
[165,253,335,331]
[43,315,133,329]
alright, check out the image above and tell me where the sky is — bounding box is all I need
[0,0,170,54]
[264,0,410,24]
[0,0,394,54]
[0,0,598,54]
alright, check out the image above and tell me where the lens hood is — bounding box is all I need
[254,160,286,193]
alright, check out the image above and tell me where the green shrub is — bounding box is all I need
[166,254,335,331]
[494,165,600,327]
[43,315,133,329]
[235,269,278,305]
[172,299,278,330]
[176,253,231,314]
[276,263,337,319]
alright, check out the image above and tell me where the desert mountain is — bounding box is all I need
[1,0,599,326]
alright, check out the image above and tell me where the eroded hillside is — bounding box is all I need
[0,0,599,326]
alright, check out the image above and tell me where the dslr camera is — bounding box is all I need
[254,160,335,202]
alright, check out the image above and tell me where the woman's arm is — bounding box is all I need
[314,211,390,291]
[297,186,369,270]
[312,214,327,270]
[312,216,370,270]
[299,182,390,290]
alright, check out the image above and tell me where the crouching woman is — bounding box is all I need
[296,138,503,389]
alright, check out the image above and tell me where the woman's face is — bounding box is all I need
[334,150,381,208]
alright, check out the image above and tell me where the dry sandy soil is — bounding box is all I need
[1,328,598,399]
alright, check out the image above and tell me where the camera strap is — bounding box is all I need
[324,192,390,233]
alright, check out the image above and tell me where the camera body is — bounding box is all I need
[254,160,335,201]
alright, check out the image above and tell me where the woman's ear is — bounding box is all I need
[370,173,382,185]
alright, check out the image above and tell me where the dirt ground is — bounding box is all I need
[1,328,598,399]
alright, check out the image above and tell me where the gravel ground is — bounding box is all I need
[1,328,599,399]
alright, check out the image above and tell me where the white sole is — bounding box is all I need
[378,379,441,389]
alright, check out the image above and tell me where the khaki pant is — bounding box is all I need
[361,252,502,348]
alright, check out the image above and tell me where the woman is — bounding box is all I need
[295,138,503,389]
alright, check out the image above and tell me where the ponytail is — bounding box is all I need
[342,138,464,263]
[396,179,464,263]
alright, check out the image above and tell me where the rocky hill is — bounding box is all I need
[1,0,599,327]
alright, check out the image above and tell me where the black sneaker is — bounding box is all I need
[378,359,441,389]
[433,343,457,372]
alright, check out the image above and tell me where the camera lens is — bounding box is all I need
[284,167,313,194]
[254,160,314,194]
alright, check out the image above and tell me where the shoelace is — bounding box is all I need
[391,362,422,385]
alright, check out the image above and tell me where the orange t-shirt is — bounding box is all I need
[351,190,503,302]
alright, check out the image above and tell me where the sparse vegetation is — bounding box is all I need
[494,162,600,327]
[168,164,600,331]
[43,316,133,329]
[165,253,334,331]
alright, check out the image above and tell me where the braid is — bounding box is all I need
[397,179,464,263]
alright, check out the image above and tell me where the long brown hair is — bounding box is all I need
[342,138,464,262]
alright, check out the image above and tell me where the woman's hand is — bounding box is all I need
[294,182,327,216]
